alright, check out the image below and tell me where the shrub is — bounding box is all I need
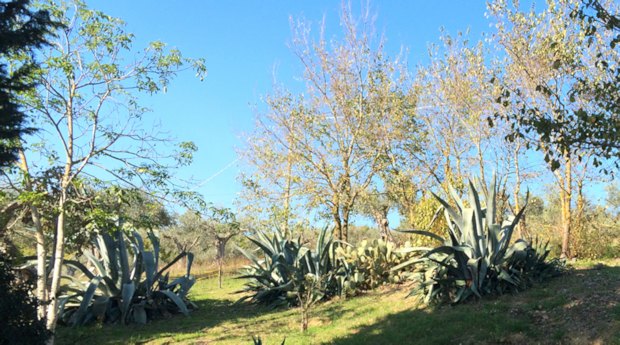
[0,254,50,344]
[336,238,423,291]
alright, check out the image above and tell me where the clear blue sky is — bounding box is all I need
[92,1,494,211]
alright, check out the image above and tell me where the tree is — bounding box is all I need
[0,0,55,167]
[205,207,239,288]
[242,4,415,242]
[488,0,610,257]
[416,33,498,190]
[491,0,620,172]
[1,0,205,336]
[162,211,206,265]
[357,189,393,241]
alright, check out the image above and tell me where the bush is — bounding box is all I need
[0,254,49,345]
[236,227,348,308]
[336,238,421,291]
[395,176,563,304]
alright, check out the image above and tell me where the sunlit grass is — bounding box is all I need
[56,260,620,345]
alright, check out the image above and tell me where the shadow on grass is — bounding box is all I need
[56,296,288,345]
[331,266,620,345]
[56,265,619,344]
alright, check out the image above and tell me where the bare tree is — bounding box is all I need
[241,3,415,241]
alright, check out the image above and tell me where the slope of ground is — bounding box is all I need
[56,260,620,345]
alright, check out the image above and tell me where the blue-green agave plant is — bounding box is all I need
[236,226,348,308]
[393,174,538,303]
[55,230,195,326]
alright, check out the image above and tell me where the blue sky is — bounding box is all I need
[93,1,492,211]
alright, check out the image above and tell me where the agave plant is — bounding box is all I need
[55,230,195,326]
[393,175,537,303]
[236,227,347,308]
[505,237,566,285]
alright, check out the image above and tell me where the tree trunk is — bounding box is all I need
[33,208,47,320]
[215,234,234,289]
[332,204,343,241]
[373,207,392,241]
[342,205,350,243]
[218,258,223,289]
[300,301,308,332]
[560,156,572,259]
[18,149,48,320]
[513,139,526,239]
[46,193,67,331]
[574,179,585,257]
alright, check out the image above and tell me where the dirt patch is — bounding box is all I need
[522,264,620,344]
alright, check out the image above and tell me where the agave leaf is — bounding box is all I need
[100,233,119,283]
[460,208,476,250]
[132,231,145,253]
[394,229,445,243]
[496,194,529,261]
[132,304,147,324]
[467,180,486,258]
[295,247,310,263]
[431,191,465,231]
[62,259,96,281]
[185,252,194,277]
[117,231,130,285]
[120,282,135,324]
[235,245,262,268]
[147,230,160,272]
[390,257,426,271]
[153,252,188,283]
[247,236,276,258]
[486,174,497,229]
[142,251,156,294]
[57,295,72,315]
[91,296,109,320]
[83,251,107,278]
[467,258,481,296]
[71,276,102,326]
[155,290,189,316]
[448,183,465,213]
[395,246,433,254]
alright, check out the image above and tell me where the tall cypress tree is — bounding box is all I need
[0,0,54,167]
[0,2,55,343]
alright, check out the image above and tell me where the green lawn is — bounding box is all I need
[57,260,620,345]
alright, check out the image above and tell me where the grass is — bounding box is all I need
[56,259,620,345]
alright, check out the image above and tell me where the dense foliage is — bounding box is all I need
[0,254,49,345]
[0,0,55,166]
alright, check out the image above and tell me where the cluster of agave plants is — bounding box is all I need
[25,229,196,326]
[25,174,563,331]
[236,175,564,313]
